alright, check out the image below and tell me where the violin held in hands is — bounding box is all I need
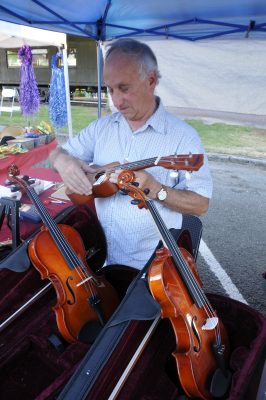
[117,170,231,400]
[66,153,203,204]
[8,165,119,344]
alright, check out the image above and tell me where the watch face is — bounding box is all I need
[157,187,167,201]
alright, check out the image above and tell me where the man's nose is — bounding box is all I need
[112,91,124,108]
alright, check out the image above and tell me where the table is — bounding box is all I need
[0,139,57,182]
[0,166,71,243]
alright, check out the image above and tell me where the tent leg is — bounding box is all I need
[97,41,103,119]
[62,47,73,138]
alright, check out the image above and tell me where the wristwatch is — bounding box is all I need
[156,185,168,201]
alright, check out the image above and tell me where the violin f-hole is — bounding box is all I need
[66,276,76,305]
[191,316,201,352]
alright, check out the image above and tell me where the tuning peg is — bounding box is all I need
[10,185,20,192]
[131,181,139,187]
[185,171,192,181]
[131,199,141,205]
[119,188,129,195]
[144,188,150,195]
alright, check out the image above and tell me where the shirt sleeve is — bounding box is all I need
[61,121,97,163]
[173,125,213,199]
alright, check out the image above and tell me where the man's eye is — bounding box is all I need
[121,87,129,93]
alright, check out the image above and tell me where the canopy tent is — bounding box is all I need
[0,1,265,41]
[0,20,73,136]
[0,20,66,48]
[0,1,265,120]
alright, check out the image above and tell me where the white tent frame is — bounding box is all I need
[0,20,72,137]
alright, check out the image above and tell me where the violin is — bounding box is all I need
[66,153,203,204]
[8,165,119,343]
[117,170,231,400]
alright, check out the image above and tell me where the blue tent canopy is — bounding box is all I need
[0,0,265,41]
[1,1,265,121]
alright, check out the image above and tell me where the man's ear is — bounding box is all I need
[148,71,157,89]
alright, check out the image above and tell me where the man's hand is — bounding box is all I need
[49,148,96,195]
[110,168,209,215]
[110,169,161,199]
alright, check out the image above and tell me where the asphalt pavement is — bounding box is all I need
[197,157,266,317]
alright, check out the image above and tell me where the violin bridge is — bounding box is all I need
[202,317,219,330]
[76,276,93,287]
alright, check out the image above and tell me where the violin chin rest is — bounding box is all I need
[78,320,103,344]
[210,368,232,398]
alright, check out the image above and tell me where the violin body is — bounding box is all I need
[29,223,119,343]
[148,247,229,400]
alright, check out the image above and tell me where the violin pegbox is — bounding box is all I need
[117,170,148,209]
[7,164,20,179]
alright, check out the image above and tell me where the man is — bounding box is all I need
[49,38,212,269]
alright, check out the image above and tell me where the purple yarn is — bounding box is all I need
[18,45,40,116]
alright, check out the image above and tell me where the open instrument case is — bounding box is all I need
[0,204,265,400]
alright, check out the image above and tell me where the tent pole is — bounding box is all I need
[62,46,73,138]
[97,41,102,119]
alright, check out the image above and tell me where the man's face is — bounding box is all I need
[103,52,156,123]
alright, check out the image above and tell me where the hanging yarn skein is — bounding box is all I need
[18,45,40,117]
[49,52,67,129]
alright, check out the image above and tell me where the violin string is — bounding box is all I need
[108,155,188,174]
[155,200,222,344]
[147,199,221,344]
[29,187,95,291]
[28,186,98,298]
[109,157,157,174]
[148,199,221,343]
[148,200,211,307]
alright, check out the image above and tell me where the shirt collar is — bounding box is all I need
[144,97,166,134]
[112,97,167,135]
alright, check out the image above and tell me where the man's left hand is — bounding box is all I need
[109,169,161,200]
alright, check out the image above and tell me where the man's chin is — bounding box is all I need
[120,110,132,119]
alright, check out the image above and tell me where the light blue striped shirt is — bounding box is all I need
[62,99,212,269]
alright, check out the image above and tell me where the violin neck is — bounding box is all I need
[146,199,208,309]
[117,157,159,172]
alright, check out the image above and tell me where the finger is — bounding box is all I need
[63,168,92,195]
[82,163,97,174]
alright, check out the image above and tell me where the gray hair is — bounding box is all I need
[105,38,161,83]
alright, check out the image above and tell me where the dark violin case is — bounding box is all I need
[0,204,265,400]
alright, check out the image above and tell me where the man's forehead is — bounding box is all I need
[104,51,138,71]
[103,57,139,86]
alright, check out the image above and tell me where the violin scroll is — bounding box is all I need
[7,164,31,194]
[7,164,20,178]
[117,170,148,209]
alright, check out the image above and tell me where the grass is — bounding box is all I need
[187,120,266,159]
[1,105,265,159]
[0,104,100,133]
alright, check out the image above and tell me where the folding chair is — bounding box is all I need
[181,214,203,260]
[0,87,20,117]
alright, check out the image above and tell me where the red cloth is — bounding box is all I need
[0,139,57,182]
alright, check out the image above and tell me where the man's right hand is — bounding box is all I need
[49,148,95,195]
